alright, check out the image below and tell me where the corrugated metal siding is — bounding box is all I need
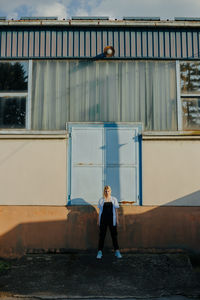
[0,27,200,59]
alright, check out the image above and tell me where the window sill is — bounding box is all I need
[0,130,67,139]
[1,130,200,140]
[143,131,200,140]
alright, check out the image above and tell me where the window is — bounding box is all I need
[0,60,178,132]
[32,60,177,131]
[0,61,28,129]
[180,62,200,130]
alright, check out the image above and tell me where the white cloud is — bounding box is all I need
[74,8,89,16]
[7,11,18,20]
[90,0,200,19]
[0,0,71,19]
[1,0,200,20]
[0,0,25,12]
[34,2,68,19]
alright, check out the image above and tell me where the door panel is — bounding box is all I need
[71,167,102,205]
[105,128,137,164]
[105,166,138,202]
[72,128,103,164]
[70,127,103,205]
[68,123,141,205]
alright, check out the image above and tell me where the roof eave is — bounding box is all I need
[1,19,200,28]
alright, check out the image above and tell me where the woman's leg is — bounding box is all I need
[98,221,107,251]
[109,223,119,250]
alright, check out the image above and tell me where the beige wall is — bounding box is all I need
[1,135,200,206]
[0,205,200,258]
[142,137,200,206]
[0,136,67,205]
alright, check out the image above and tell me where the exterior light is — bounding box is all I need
[92,46,115,60]
[103,46,115,57]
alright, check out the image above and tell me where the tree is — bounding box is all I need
[0,62,28,91]
[181,62,200,129]
[181,62,200,93]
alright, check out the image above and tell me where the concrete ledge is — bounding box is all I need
[0,131,67,139]
[143,131,200,140]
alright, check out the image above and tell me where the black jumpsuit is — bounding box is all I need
[98,202,119,251]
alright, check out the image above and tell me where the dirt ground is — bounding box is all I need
[0,252,200,299]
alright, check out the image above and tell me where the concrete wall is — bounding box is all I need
[0,135,67,205]
[143,136,200,206]
[0,205,200,257]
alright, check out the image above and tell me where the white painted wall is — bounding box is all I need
[1,135,200,206]
[0,136,67,205]
[143,137,200,206]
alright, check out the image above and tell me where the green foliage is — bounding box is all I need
[0,260,10,273]
[181,62,200,129]
[0,62,28,91]
[180,62,200,92]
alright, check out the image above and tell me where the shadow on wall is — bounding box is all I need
[118,190,200,253]
[1,193,200,258]
[0,199,98,258]
[164,190,200,206]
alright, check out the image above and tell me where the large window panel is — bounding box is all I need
[69,61,99,122]
[32,60,177,131]
[98,62,121,122]
[0,61,28,129]
[181,62,200,94]
[182,97,200,129]
[32,61,69,130]
[0,62,28,91]
[121,61,177,130]
[0,96,26,128]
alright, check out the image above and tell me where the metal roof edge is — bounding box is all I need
[1,19,200,28]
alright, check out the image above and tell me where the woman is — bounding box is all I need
[96,185,122,259]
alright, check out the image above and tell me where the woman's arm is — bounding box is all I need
[97,207,100,226]
[116,208,119,225]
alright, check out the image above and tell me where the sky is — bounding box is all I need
[0,0,200,20]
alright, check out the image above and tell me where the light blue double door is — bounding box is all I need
[67,123,142,205]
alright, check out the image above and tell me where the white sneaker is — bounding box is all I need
[115,250,122,258]
[96,250,103,259]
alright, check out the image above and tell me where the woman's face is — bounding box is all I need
[104,187,111,197]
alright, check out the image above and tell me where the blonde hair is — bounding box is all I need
[103,185,111,197]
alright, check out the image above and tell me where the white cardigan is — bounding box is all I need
[98,196,119,226]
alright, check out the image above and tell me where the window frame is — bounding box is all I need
[179,60,200,131]
[176,61,182,130]
[27,60,32,130]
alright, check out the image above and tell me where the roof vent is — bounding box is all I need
[175,17,200,21]
[72,16,109,20]
[20,17,58,20]
[123,17,160,21]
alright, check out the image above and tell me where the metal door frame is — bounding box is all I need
[66,122,143,205]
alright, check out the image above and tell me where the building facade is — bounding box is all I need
[0,17,200,257]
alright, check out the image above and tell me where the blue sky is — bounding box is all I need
[0,0,200,20]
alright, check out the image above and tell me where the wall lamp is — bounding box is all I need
[103,46,115,57]
[93,46,115,59]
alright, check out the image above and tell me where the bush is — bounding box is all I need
[0,260,10,273]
